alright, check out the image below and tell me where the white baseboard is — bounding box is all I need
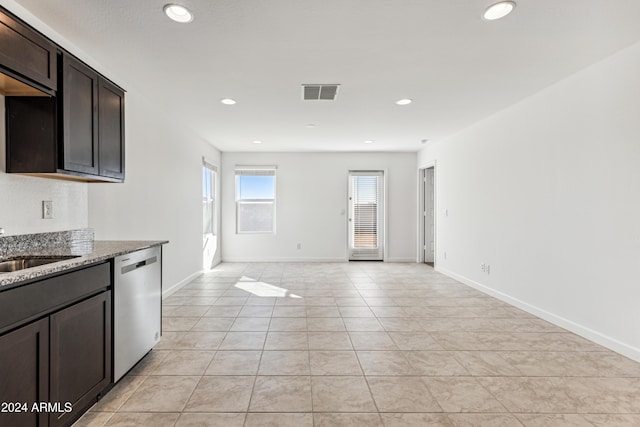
[221,257,347,263]
[435,266,640,363]
[221,257,418,263]
[162,270,203,299]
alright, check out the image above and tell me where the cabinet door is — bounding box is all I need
[61,53,99,176]
[49,291,112,427]
[0,318,49,427]
[0,7,57,91]
[98,77,125,180]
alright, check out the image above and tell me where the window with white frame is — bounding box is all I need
[235,167,276,233]
[202,161,218,270]
[202,164,217,236]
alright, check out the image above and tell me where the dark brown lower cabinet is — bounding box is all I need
[0,318,49,427]
[0,288,112,427]
[49,291,112,427]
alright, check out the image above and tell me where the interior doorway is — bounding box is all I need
[422,166,435,266]
[348,171,384,261]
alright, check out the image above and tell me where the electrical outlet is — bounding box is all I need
[443,251,447,259]
[42,201,53,219]
[296,243,302,250]
[487,264,491,275]
[481,263,486,272]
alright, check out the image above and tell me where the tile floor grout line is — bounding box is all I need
[75,262,640,426]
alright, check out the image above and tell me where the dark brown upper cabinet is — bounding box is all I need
[5,52,125,182]
[2,5,125,183]
[60,54,100,176]
[0,6,57,94]
[58,52,125,181]
[98,77,125,180]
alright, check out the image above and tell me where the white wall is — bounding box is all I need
[221,152,416,262]
[88,91,221,295]
[418,41,640,361]
[0,94,89,236]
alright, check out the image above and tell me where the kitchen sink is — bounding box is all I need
[0,256,79,273]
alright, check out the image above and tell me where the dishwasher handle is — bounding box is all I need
[121,256,157,275]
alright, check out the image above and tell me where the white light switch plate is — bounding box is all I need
[43,201,53,219]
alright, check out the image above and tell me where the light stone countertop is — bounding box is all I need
[0,240,168,289]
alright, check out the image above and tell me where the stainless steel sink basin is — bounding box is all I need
[0,256,79,273]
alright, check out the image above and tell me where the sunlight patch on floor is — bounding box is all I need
[235,277,302,298]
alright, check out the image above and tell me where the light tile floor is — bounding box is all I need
[75,262,640,426]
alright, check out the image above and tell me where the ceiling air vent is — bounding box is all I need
[302,84,340,101]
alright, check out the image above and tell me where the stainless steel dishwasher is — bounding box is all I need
[114,246,162,381]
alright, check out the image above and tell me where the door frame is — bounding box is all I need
[417,162,436,264]
[346,169,387,262]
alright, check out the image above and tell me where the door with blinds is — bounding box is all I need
[348,171,384,261]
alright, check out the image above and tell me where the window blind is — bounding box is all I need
[235,165,276,174]
[202,157,218,171]
[353,175,379,249]
[349,171,384,260]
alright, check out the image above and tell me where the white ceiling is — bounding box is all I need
[9,0,640,152]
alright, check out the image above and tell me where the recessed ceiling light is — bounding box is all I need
[163,4,193,23]
[396,98,412,105]
[364,140,374,144]
[252,140,263,144]
[483,1,516,21]
[220,98,236,105]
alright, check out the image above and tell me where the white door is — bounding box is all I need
[348,171,384,261]
[423,167,435,264]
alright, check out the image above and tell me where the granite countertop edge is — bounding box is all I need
[0,240,169,288]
